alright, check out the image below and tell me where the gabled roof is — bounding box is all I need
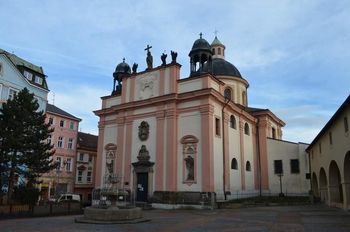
[46,104,81,121]
[0,48,44,75]
[0,48,49,91]
[306,95,350,152]
[77,132,98,151]
[246,106,286,126]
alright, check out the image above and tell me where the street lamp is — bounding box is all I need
[55,160,67,196]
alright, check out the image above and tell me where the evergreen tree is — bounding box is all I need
[0,88,55,201]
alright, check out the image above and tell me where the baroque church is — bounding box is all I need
[94,34,309,203]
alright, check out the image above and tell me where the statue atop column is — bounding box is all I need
[145,44,153,70]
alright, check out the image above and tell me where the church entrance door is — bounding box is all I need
[136,173,148,202]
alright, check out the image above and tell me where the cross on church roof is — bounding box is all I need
[123,57,125,62]
[144,44,152,52]
[199,32,203,39]
[214,29,218,36]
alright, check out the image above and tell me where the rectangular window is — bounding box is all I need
[35,76,43,85]
[345,117,349,132]
[290,159,300,174]
[56,157,62,171]
[57,136,64,148]
[329,132,333,145]
[66,158,72,172]
[68,138,73,149]
[88,154,93,162]
[78,170,83,182]
[87,171,92,182]
[60,120,65,128]
[8,88,18,100]
[70,122,75,130]
[274,160,283,174]
[215,118,220,136]
[23,70,33,81]
[48,117,54,125]
[79,153,84,161]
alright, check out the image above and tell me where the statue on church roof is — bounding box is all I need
[161,52,167,66]
[171,50,178,63]
[132,63,138,73]
[145,44,153,70]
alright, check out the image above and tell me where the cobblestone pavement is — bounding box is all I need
[1,205,350,232]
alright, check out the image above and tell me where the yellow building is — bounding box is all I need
[307,95,350,209]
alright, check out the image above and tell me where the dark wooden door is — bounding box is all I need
[136,173,148,202]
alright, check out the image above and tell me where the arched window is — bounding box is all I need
[231,158,238,170]
[230,115,236,129]
[272,127,276,139]
[246,161,251,171]
[244,123,250,135]
[224,88,232,100]
[212,48,215,55]
[218,47,221,55]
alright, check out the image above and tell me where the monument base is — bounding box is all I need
[75,206,149,224]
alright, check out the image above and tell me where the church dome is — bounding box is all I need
[202,58,242,78]
[115,59,131,75]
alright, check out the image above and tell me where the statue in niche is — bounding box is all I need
[132,63,138,73]
[161,52,167,66]
[137,145,150,162]
[145,45,153,70]
[138,121,149,141]
[171,50,178,63]
[185,156,194,181]
[106,159,114,175]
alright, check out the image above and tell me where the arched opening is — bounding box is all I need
[319,167,328,203]
[329,161,343,204]
[212,48,215,55]
[224,88,232,100]
[230,115,236,129]
[312,172,319,197]
[231,158,238,170]
[272,127,276,139]
[218,47,221,55]
[344,151,350,207]
[244,123,250,135]
[246,161,251,171]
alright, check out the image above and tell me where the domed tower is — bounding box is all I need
[208,36,249,106]
[211,36,225,59]
[189,33,213,76]
[112,58,131,95]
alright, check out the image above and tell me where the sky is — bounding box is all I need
[0,0,349,143]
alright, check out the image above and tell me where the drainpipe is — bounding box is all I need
[256,118,262,197]
[222,98,230,200]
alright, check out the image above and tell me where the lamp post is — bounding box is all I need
[55,160,67,196]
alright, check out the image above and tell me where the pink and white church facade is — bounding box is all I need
[94,35,310,202]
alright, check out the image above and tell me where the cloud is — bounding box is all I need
[48,85,110,135]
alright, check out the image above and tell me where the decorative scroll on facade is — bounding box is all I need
[181,135,199,185]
